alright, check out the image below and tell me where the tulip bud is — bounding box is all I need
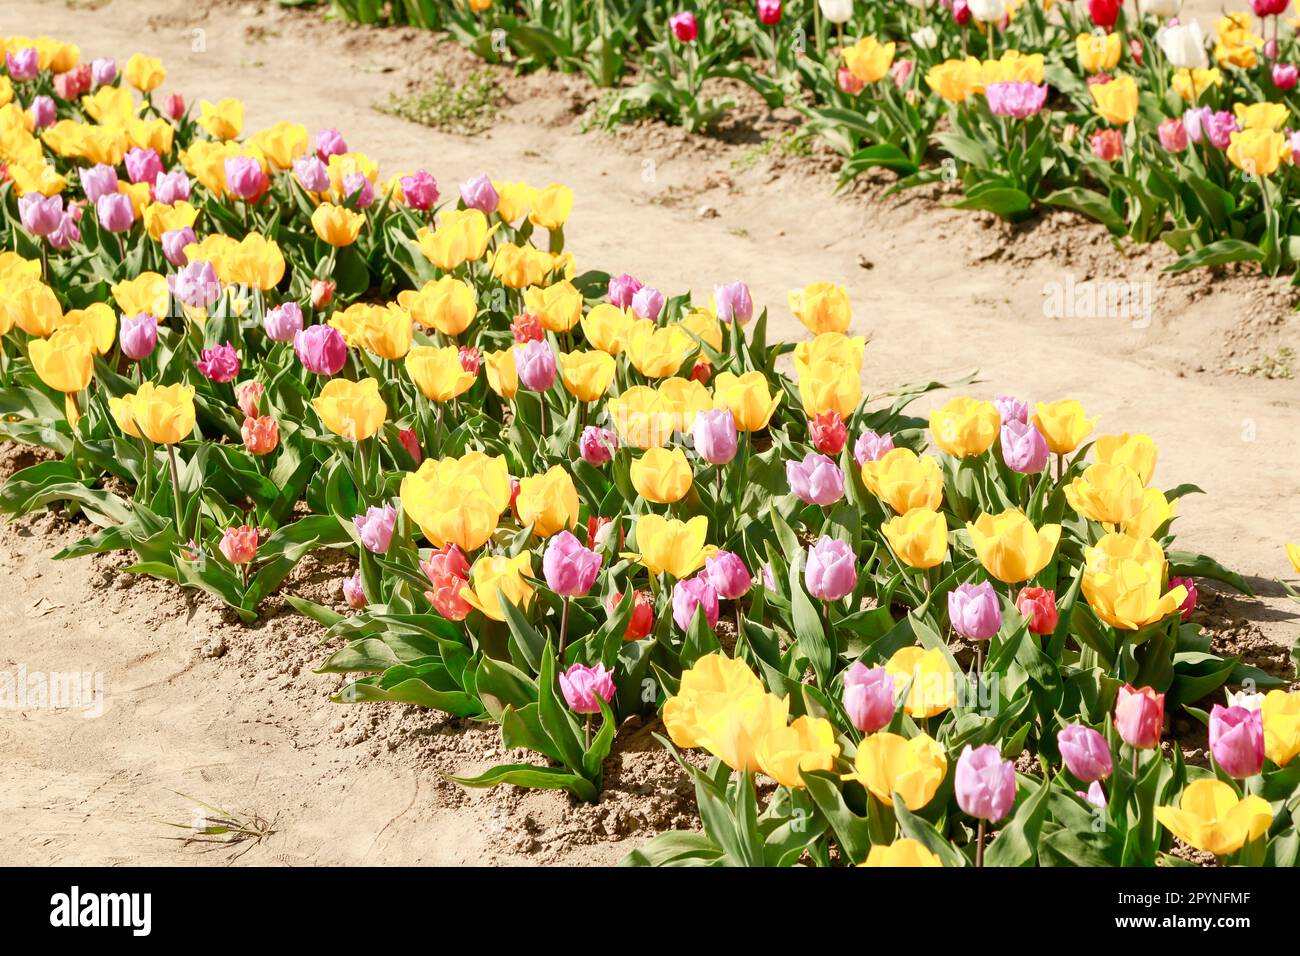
[513,340,557,392]
[399,170,439,211]
[119,313,158,361]
[579,425,618,465]
[787,452,846,506]
[810,410,848,456]
[29,95,55,131]
[1272,62,1298,90]
[1115,684,1164,749]
[948,581,1002,640]
[630,286,664,321]
[294,324,347,376]
[459,174,499,214]
[161,226,195,267]
[843,662,896,733]
[837,67,866,95]
[608,589,655,640]
[1209,704,1265,778]
[353,503,397,554]
[689,359,712,385]
[559,662,616,714]
[586,515,616,550]
[310,279,335,312]
[607,273,642,310]
[692,408,738,465]
[1057,723,1113,783]
[315,127,348,162]
[1088,0,1119,27]
[712,280,753,324]
[294,155,330,193]
[397,428,423,465]
[1015,586,1058,634]
[672,575,719,631]
[161,92,186,121]
[1001,420,1049,474]
[342,571,367,609]
[543,530,602,597]
[264,302,304,342]
[757,0,782,26]
[668,11,698,43]
[1169,575,1197,621]
[90,58,117,88]
[704,550,751,600]
[219,525,259,565]
[955,744,1016,821]
[805,535,857,602]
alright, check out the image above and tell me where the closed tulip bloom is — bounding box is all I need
[1159,21,1208,69]
[30,326,94,394]
[1058,724,1113,782]
[1088,0,1120,28]
[787,452,845,506]
[234,380,264,419]
[632,447,694,504]
[458,173,498,213]
[153,170,192,206]
[557,349,616,402]
[352,503,397,555]
[930,396,1000,458]
[7,47,40,81]
[853,429,894,465]
[1076,31,1122,73]
[843,662,896,733]
[948,581,1001,640]
[263,302,304,342]
[19,194,63,237]
[629,513,711,579]
[195,341,240,383]
[161,227,195,267]
[1095,432,1158,485]
[560,663,616,715]
[713,371,783,432]
[1209,705,1265,778]
[1168,575,1198,621]
[1001,420,1049,474]
[311,202,365,246]
[1033,399,1098,454]
[111,382,196,444]
[398,169,438,211]
[399,276,476,338]
[419,544,471,620]
[1016,586,1058,634]
[673,575,720,631]
[630,285,665,321]
[669,11,698,42]
[294,324,347,375]
[1155,780,1272,856]
[861,447,944,514]
[607,273,643,310]
[1082,533,1187,630]
[692,408,738,464]
[757,0,783,24]
[516,466,579,537]
[712,280,753,324]
[1066,462,1146,526]
[704,550,751,601]
[809,410,848,456]
[293,155,330,193]
[543,530,602,597]
[967,510,1061,584]
[805,535,857,601]
[579,425,618,466]
[1158,117,1189,152]
[846,731,947,810]
[169,260,221,309]
[790,281,851,335]
[820,0,855,23]
[219,525,259,565]
[513,340,557,392]
[1116,684,1164,749]
[79,165,121,205]
[27,94,54,130]
[406,346,476,402]
[241,415,279,456]
[311,377,387,441]
[119,313,158,361]
[461,552,536,622]
[607,589,655,640]
[863,839,943,867]
[955,744,1016,822]
[342,571,367,609]
[1262,690,1300,766]
[883,507,948,570]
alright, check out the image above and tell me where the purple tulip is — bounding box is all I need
[6,48,39,81]
[712,280,753,325]
[195,341,241,383]
[124,147,163,186]
[559,662,615,714]
[1000,420,1049,474]
[760,562,777,591]
[607,273,642,310]
[984,81,1047,119]
[843,662,896,733]
[458,174,498,213]
[48,209,81,250]
[315,127,347,162]
[1204,110,1238,150]
[805,535,857,602]
[293,155,330,193]
[630,285,664,321]
[787,452,845,506]
[161,226,195,267]
[96,192,135,233]
[1078,781,1107,808]
[994,395,1028,424]
[264,302,304,343]
[342,571,367,609]
[400,170,439,211]
[1183,106,1213,144]
[955,744,1016,822]
[153,170,192,205]
[119,313,158,361]
[168,260,221,309]
[90,57,117,87]
[1209,704,1265,779]
[1057,724,1113,783]
[704,550,751,600]
[513,340,557,392]
[692,408,738,465]
[224,157,267,201]
[18,193,63,237]
[579,425,618,466]
[672,575,720,631]
[294,324,347,376]
[948,581,1002,641]
[543,530,602,597]
[853,430,895,465]
[80,164,119,204]
[352,503,397,554]
[342,172,374,209]
[29,94,55,130]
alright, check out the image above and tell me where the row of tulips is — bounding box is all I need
[1,34,1299,865]
[326,0,1300,275]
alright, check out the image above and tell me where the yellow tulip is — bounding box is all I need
[792,332,866,380]
[846,732,948,810]
[483,348,518,399]
[675,308,723,353]
[406,345,476,402]
[1091,74,1139,125]
[581,303,633,355]
[516,465,580,538]
[311,202,365,247]
[755,714,841,788]
[400,452,510,551]
[798,359,862,420]
[528,182,573,230]
[460,553,535,622]
[53,303,115,355]
[664,652,766,750]
[415,208,490,270]
[657,377,712,433]
[124,52,165,92]
[627,513,712,579]
[490,242,553,289]
[326,152,380,201]
[1032,399,1097,454]
[1234,101,1289,132]
[1075,32,1121,73]
[111,382,195,445]
[1263,690,1300,767]
[862,838,944,867]
[246,121,308,170]
[1288,543,1300,575]
[398,276,477,338]
[360,304,413,360]
[1214,14,1262,70]
[979,49,1045,88]
[1121,487,1176,540]
[789,281,850,335]
[1082,532,1187,630]
[1172,67,1223,102]
[929,396,1000,458]
[967,509,1061,584]
[141,200,198,242]
[608,385,675,448]
[311,377,388,441]
[691,691,790,774]
[885,647,958,719]
[6,280,63,336]
[194,233,284,290]
[29,325,93,394]
[557,349,616,402]
[1094,432,1157,485]
[197,97,244,140]
[493,179,532,223]
[524,280,583,333]
[883,507,949,569]
[631,447,694,504]
[861,447,944,514]
[625,320,693,378]
[926,56,981,102]
[126,116,173,156]
[1227,128,1288,178]
[1065,462,1146,526]
[1155,779,1272,856]
[712,370,782,432]
[843,35,896,84]
[81,85,136,124]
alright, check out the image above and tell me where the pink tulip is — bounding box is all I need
[19,194,63,237]
[153,170,192,205]
[579,425,618,465]
[6,48,39,81]
[1090,129,1124,162]
[948,582,1002,640]
[264,302,304,342]
[853,430,894,465]
[805,535,857,602]
[195,342,240,383]
[29,95,55,130]
[1016,586,1058,635]
[219,525,259,564]
[161,92,186,121]
[513,340,557,391]
[234,380,264,418]
[543,530,602,597]
[843,662,895,733]
[1057,724,1113,783]
[458,345,482,375]
[342,571,367,609]
[994,395,1028,424]
[241,415,279,456]
[1001,420,1049,474]
[693,408,738,465]
[459,174,499,214]
[342,172,374,209]
[161,227,195,267]
[757,0,782,25]
[224,156,267,202]
[704,550,751,600]
[672,575,719,631]
[786,452,845,506]
[1169,575,1197,621]
[1273,63,1298,90]
[124,147,162,186]
[80,164,118,203]
[669,11,698,42]
[630,286,664,321]
[559,662,616,714]
[353,503,397,554]
[1078,781,1107,808]
[119,314,158,361]
[168,260,220,308]
[607,273,642,309]
[315,127,348,162]
[294,325,347,375]
[985,81,1047,119]
[400,170,439,211]
[955,744,1016,822]
[1209,704,1265,778]
[1115,684,1164,749]
[837,67,865,95]
[420,544,470,621]
[90,58,116,87]
[712,280,753,324]
[294,155,330,193]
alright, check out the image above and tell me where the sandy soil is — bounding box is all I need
[1,0,1297,865]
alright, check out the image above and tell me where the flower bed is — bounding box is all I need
[1,31,1299,867]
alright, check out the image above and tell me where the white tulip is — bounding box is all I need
[967,0,1007,23]
[1226,688,1265,712]
[911,26,939,50]
[819,0,854,25]
[905,0,937,8]
[1139,0,1181,18]
[1157,22,1208,70]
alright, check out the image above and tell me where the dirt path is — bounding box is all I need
[2,0,1298,865]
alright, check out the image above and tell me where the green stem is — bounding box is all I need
[166,443,185,544]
